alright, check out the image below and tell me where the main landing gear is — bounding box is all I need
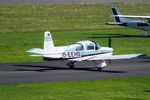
[67,60,107,71]
[67,61,76,69]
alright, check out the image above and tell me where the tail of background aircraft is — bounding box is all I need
[44,31,55,54]
[111,6,130,23]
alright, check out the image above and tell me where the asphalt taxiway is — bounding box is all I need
[0,57,150,84]
[1,0,150,4]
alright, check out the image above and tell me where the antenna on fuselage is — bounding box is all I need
[65,41,69,47]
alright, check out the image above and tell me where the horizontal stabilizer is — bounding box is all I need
[30,54,42,57]
[43,53,62,58]
[26,48,44,55]
[107,22,123,25]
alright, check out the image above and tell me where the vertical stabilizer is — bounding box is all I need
[112,6,121,22]
[112,6,129,23]
[44,31,55,54]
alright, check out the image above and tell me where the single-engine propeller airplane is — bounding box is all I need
[27,31,143,70]
[107,6,150,35]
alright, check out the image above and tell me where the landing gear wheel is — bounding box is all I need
[95,60,107,71]
[69,65,74,69]
[97,68,102,71]
[67,61,76,69]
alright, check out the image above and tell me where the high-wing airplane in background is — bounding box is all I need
[27,31,143,70]
[107,6,150,33]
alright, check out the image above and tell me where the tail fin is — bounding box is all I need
[44,31,55,54]
[111,6,130,23]
[112,6,122,23]
[112,6,121,15]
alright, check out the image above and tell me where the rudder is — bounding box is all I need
[44,31,55,54]
[112,6,121,23]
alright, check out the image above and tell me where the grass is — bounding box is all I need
[0,76,149,100]
[0,2,150,63]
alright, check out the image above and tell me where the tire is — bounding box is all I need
[97,68,102,71]
[67,61,76,69]
[69,65,74,69]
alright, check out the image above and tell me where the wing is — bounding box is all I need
[113,15,150,19]
[70,54,144,61]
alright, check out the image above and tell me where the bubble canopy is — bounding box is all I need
[66,40,101,51]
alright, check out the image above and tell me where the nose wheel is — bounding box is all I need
[67,61,76,69]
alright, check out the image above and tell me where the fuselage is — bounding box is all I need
[121,22,150,31]
[43,40,113,61]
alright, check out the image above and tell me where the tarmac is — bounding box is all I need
[0,0,150,4]
[0,57,150,84]
[0,0,150,84]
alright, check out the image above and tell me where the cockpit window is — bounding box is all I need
[87,43,95,50]
[76,44,84,51]
[68,41,101,51]
[91,41,100,50]
[68,43,84,51]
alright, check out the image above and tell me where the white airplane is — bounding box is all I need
[27,31,143,70]
[107,6,150,32]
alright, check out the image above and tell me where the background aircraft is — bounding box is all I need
[27,31,143,70]
[107,6,150,35]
